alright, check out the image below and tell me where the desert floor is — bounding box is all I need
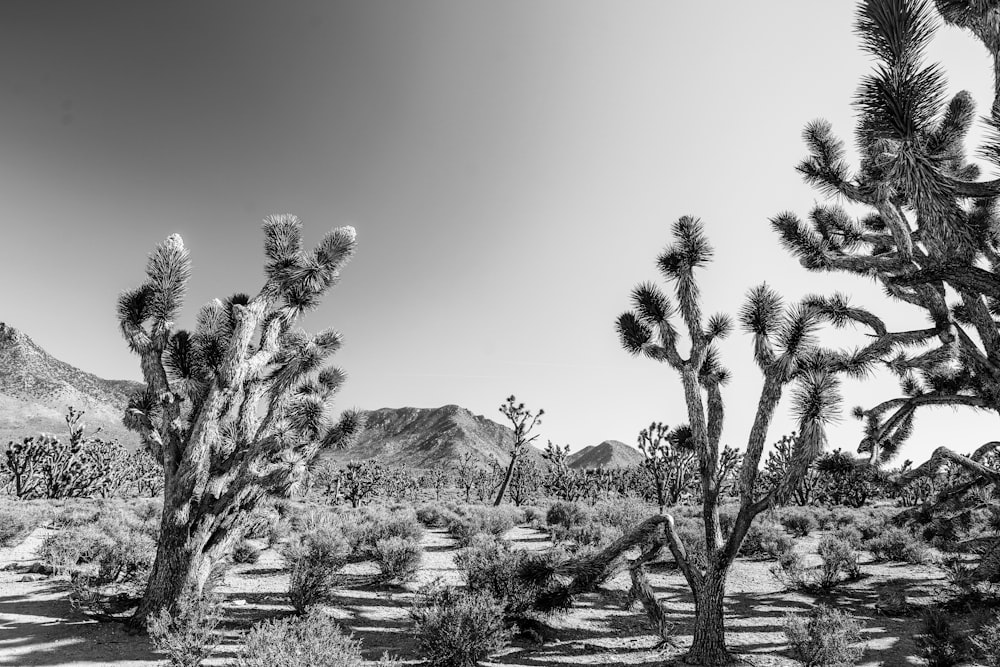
[0,519,962,666]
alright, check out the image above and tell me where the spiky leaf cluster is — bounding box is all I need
[776,0,1000,464]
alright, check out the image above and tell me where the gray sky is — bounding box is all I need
[2,1,997,461]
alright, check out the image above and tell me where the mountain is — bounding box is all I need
[568,439,643,469]
[321,404,544,470]
[0,322,143,447]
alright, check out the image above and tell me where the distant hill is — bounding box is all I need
[568,439,643,469]
[0,322,143,447]
[321,404,544,470]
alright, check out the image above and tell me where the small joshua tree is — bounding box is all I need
[118,215,362,626]
[637,422,698,512]
[607,217,868,664]
[456,452,478,503]
[542,441,585,501]
[493,396,543,506]
[341,460,384,508]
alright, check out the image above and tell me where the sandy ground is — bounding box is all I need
[0,521,977,666]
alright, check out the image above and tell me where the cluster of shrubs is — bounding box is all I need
[284,505,425,613]
[149,589,403,667]
[38,499,161,585]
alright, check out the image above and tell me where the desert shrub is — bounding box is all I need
[235,607,362,667]
[740,520,792,559]
[0,509,35,547]
[856,515,886,541]
[92,529,156,584]
[784,604,863,666]
[818,536,861,585]
[51,505,103,529]
[267,519,291,547]
[245,505,280,540]
[564,522,622,550]
[815,509,837,531]
[773,537,859,593]
[917,609,971,667]
[147,591,222,667]
[447,507,517,546]
[923,518,963,551]
[455,535,533,612]
[972,612,1000,667]
[520,505,545,527]
[38,528,96,572]
[417,504,460,528]
[592,498,650,533]
[343,507,424,556]
[545,501,590,530]
[232,540,261,565]
[372,536,423,584]
[781,509,818,537]
[411,585,512,667]
[864,527,928,564]
[832,525,864,550]
[285,527,350,614]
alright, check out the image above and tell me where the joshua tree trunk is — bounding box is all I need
[493,455,518,506]
[688,569,730,665]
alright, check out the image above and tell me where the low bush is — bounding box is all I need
[818,536,861,585]
[372,536,423,585]
[773,536,859,593]
[592,498,650,534]
[245,505,281,540]
[784,604,863,666]
[235,607,362,667]
[232,540,261,565]
[92,529,156,584]
[832,525,864,550]
[411,585,512,667]
[780,509,818,538]
[562,522,622,551]
[417,504,460,528]
[38,527,100,573]
[520,505,546,527]
[447,507,517,546]
[267,519,291,548]
[917,609,971,667]
[147,591,223,667]
[285,527,350,614]
[972,612,1000,667]
[864,527,928,564]
[0,509,35,547]
[343,507,424,556]
[740,520,792,559]
[545,501,590,530]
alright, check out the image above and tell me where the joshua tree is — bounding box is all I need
[756,433,823,506]
[493,396,543,506]
[456,451,478,503]
[601,217,865,664]
[774,0,1000,574]
[638,422,708,510]
[341,460,384,508]
[542,440,585,501]
[117,215,362,626]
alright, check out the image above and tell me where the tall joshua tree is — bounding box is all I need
[604,217,872,665]
[774,0,1000,565]
[118,215,363,626]
[493,395,543,506]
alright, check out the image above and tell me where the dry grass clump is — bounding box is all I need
[784,604,863,666]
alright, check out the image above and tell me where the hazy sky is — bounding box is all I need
[2,1,997,462]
